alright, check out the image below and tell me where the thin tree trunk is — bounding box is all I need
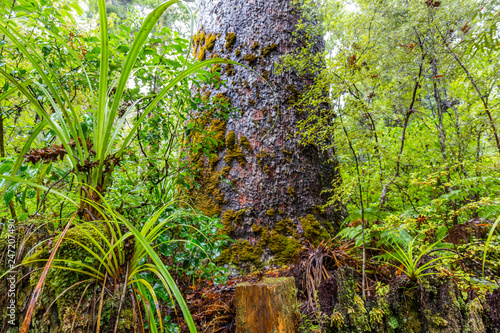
[0,112,4,159]
[340,123,366,299]
[379,57,424,208]
[438,29,500,155]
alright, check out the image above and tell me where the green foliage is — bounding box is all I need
[22,195,212,333]
[284,0,500,286]
[0,0,237,331]
[0,0,237,213]
[383,237,451,281]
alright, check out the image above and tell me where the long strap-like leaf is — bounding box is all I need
[0,120,46,194]
[0,175,79,215]
[31,23,95,105]
[96,0,181,186]
[96,0,109,158]
[116,58,237,158]
[121,219,197,332]
[104,0,180,147]
[0,80,32,102]
[0,67,80,172]
[0,23,87,161]
[483,214,500,277]
[19,212,77,333]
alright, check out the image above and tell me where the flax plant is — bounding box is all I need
[0,0,235,214]
[1,181,204,333]
[0,0,238,331]
[385,238,452,282]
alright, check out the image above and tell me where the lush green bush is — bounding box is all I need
[284,0,500,289]
[0,0,235,331]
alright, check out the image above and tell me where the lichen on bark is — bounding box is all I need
[191,0,346,270]
[314,267,491,333]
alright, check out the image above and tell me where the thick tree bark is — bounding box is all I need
[191,0,345,269]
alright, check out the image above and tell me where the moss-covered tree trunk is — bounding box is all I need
[315,267,493,333]
[190,0,345,270]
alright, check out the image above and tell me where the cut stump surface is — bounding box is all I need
[235,277,298,333]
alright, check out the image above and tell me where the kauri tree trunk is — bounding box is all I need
[189,0,345,270]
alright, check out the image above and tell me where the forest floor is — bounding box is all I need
[169,240,500,333]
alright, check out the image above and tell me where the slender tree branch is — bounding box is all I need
[32,170,73,217]
[437,27,500,155]
[379,56,425,208]
[339,116,366,299]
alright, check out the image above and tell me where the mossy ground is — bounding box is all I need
[311,267,491,333]
[18,222,136,332]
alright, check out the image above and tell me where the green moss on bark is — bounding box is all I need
[261,43,277,57]
[205,33,216,51]
[226,130,236,148]
[299,214,330,245]
[240,135,252,150]
[243,54,256,64]
[274,218,296,236]
[184,94,231,217]
[217,240,263,267]
[267,230,302,264]
[225,32,236,49]
[252,224,262,233]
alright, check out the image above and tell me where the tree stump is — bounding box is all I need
[235,277,298,333]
